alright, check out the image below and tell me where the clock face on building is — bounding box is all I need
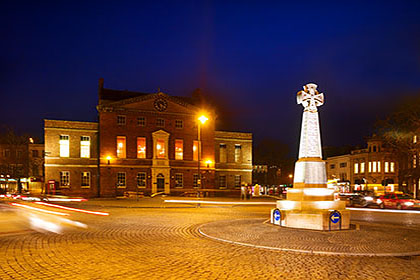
[154,98,168,112]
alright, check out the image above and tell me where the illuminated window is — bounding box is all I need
[234,144,242,163]
[372,161,377,173]
[377,161,381,172]
[156,139,165,159]
[137,117,146,126]
[60,171,70,187]
[234,175,241,188]
[80,136,90,158]
[354,163,359,174]
[117,172,126,187]
[156,118,165,127]
[219,144,227,163]
[117,136,126,158]
[81,172,90,187]
[368,162,372,173]
[193,140,199,161]
[137,137,146,159]
[175,139,183,160]
[193,174,199,188]
[137,172,146,187]
[385,162,389,173]
[175,120,183,129]
[175,173,183,188]
[390,162,395,173]
[360,162,365,173]
[414,154,417,168]
[117,115,126,125]
[414,135,417,144]
[219,175,227,188]
[59,135,69,157]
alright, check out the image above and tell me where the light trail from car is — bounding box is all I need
[35,202,109,216]
[10,203,70,216]
[348,207,420,214]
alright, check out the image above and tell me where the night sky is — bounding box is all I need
[1,1,420,155]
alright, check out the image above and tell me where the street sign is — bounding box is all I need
[273,209,280,222]
[271,208,281,225]
[330,211,341,224]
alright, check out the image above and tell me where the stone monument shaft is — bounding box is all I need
[294,83,327,189]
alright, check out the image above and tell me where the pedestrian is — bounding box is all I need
[240,184,246,200]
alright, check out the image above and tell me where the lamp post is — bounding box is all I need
[197,114,208,197]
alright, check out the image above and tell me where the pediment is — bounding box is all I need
[152,129,170,137]
[105,92,199,115]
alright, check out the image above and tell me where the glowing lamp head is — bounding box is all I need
[205,160,213,165]
[106,156,112,161]
[288,174,293,178]
[198,115,208,124]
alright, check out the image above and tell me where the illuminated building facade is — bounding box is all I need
[44,79,252,197]
[326,136,398,194]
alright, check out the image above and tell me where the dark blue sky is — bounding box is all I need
[1,1,419,154]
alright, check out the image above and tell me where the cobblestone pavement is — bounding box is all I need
[1,198,420,279]
[200,218,420,256]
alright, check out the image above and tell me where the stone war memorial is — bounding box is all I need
[271,83,350,230]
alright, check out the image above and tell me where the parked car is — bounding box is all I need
[377,193,420,210]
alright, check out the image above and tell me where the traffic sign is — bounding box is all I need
[273,209,280,222]
[330,211,341,224]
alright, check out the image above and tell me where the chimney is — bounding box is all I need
[98,78,104,100]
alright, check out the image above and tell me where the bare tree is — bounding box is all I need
[0,127,30,193]
[376,94,420,193]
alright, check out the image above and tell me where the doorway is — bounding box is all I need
[157,174,165,193]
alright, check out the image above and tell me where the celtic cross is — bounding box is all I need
[297,83,324,113]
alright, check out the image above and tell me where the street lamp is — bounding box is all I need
[197,114,208,197]
[106,156,112,165]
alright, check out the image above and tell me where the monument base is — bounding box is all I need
[271,204,350,231]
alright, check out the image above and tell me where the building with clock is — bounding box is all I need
[44,79,252,197]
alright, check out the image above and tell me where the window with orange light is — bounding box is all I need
[193,140,199,161]
[156,139,165,159]
[116,136,126,158]
[137,137,146,159]
[175,139,183,160]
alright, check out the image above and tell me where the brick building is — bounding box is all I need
[44,79,252,197]
[44,120,99,196]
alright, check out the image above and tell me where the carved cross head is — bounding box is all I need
[297,83,324,112]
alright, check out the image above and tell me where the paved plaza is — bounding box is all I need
[1,197,420,279]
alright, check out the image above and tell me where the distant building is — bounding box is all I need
[0,139,44,194]
[252,165,282,186]
[326,136,398,193]
[44,79,252,197]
